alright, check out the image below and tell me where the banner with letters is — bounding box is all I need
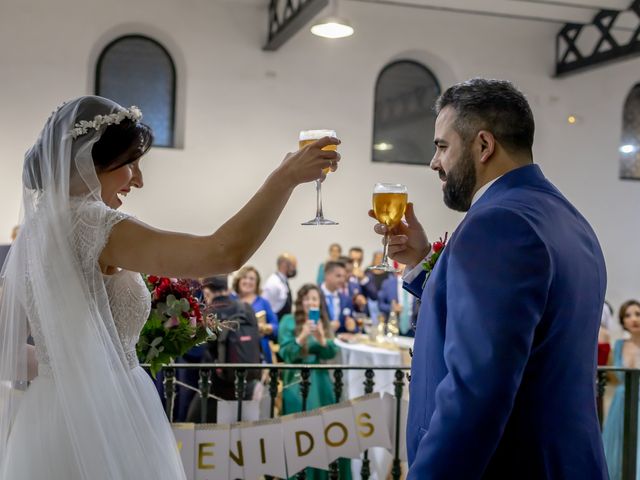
[173,392,407,480]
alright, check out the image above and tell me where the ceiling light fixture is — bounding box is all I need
[311,0,354,39]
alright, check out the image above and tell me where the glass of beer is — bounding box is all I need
[369,183,408,272]
[299,129,339,226]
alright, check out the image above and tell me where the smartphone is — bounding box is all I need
[308,307,320,323]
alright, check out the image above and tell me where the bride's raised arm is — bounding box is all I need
[100,136,340,278]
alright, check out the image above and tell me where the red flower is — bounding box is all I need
[148,275,159,285]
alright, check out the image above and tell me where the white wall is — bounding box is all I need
[1,0,638,311]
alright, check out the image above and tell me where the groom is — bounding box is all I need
[375,79,608,479]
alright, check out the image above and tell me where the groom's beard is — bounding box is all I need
[443,147,477,212]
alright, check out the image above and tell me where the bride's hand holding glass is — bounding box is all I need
[278,135,341,187]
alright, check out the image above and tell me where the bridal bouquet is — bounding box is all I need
[137,276,217,377]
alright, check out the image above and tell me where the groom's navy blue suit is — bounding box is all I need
[404,165,608,479]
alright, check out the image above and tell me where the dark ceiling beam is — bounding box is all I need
[263,0,329,51]
[348,0,586,25]
[555,0,640,76]
[511,0,627,12]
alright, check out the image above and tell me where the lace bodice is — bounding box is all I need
[29,200,149,374]
[102,270,151,367]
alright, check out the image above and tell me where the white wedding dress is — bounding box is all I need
[1,203,186,479]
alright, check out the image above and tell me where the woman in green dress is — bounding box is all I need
[279,284,351,480]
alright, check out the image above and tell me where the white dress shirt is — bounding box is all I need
[262,272,289,313]
[396,274,413,310]
[321,283,341,321]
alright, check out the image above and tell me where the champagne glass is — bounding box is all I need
[300,129,339,226]
[369,183,408,272]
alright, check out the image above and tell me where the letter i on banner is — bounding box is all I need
[383,392,409,461]
[195,424,230,480]
[228,424,245,479]
[173,423,196,480]
[282,411,329,475]
[351,393,392,451]
[240,418,287,480]
[320,401,362,461]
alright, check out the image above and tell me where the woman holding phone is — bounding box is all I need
[278,284,350,479]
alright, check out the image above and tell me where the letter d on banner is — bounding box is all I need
[296,431,315,456]
[282,412,328,475]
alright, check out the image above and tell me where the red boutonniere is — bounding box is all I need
[422,233,448,281]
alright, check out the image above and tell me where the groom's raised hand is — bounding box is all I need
[368,202,431,269]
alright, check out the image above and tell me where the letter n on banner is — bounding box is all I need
[351,393,392,451]
[173,423,195,480]
[195,424,230,480]
[240,418,287,480]
[282,411,328,475]
[229,424,245,479]
[320,400,362,461]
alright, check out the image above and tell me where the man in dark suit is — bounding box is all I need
[374,79,607,479]
[320,260,357,334]
[377,265,418,337]
[340,255,377,317]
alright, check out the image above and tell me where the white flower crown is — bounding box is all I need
[70,106,143,139]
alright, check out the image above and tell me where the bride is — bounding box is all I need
[0,96,340,479]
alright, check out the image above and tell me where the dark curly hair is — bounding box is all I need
[293,284,333,340]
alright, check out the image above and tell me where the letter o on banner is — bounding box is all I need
[324,422,348,448]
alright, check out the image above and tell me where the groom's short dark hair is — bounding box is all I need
[435,78,535,159]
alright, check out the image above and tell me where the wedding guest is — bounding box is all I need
[10,226,19,242]
[278,284,351,480]
[263,253,297,320]
[232,265,279,363]
[320,260,356,333]
[0,226,19,270]
[339,256,374,318]
[365,251,392,293]
[598,302,613,367]
[173,278,208,421]
[378,263,418,336]
[364,251,392,321]
[198,276,261,400]
[316,243,342,285]
[348,246,364,269]
[603,300,640,480]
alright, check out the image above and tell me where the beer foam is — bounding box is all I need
[299,129,337,141]
[373,182,407,193]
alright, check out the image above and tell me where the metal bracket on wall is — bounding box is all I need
[556,0,640,76]
[263,0,329,51]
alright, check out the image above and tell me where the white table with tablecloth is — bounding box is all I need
[335,336,413,479]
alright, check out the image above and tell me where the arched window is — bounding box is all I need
[372,60,441,165]
[96,35,176,147]
[620,83,640,180]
